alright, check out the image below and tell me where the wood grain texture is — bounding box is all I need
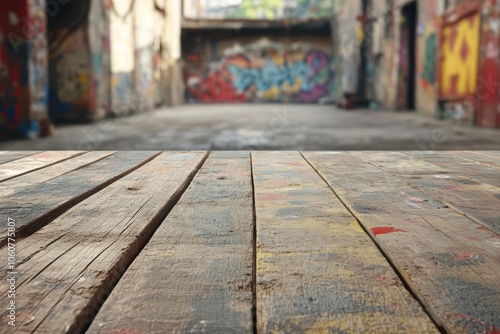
[443,151,500,171]
[0,151,41,165]
[303,152,500,334]
[354,152,500,235]
[0,151,85,182]
[0,151,160,246]
[253,152,437,334]
[87,151,254,334]
[0,151,116,197]
[0,152,207,333]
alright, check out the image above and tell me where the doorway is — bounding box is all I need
[398,1,417,110]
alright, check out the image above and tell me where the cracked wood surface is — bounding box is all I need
[0,152,207,333]
[303,152,500,334]
[87,152,254,334]
[353,151,500,234]
[0,152,160,246]
[0,151,499,334]
[253,152,437,333]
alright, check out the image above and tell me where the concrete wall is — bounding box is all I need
[184,0,333,20]
[0,0,49,138]
[183,34,333,103]
[416,0,439,117]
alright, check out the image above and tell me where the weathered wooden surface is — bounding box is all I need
[0,151,116,197]
[0,151,41,165]
[0,152,160,246]
[445,151,500,171]
[0,152,207,333]
[252,152,437,333]
[0,151,84,182]
[87,152,254,334]
[0,151,498,334]
[303,152,500,334]
[353,152,500,234]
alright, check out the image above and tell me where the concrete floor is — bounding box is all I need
[1,104,500,150]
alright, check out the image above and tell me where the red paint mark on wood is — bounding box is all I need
[109,329,145,334]
[371,227,408,236]
[466,236,480,241]
[455,252,477,260]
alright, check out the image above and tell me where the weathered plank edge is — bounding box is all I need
[0,152,163,248]
[76,152,209,334]
[375,152,500,236]
[442,151,500,172]
[300,152,446,333]
[0,151,43,165]
[0,151,88,183]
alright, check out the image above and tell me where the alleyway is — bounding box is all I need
[1,104,499,151]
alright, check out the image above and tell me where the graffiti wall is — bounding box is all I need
[184,0,333,20]
[48,0,110,122]
[415,0,439,117]
[0,0,48,137]
[110,0,135,116]
[476,0,500,127]
[183,35,333,103]
[88,0,111,119]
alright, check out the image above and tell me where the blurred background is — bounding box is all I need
[0,0,499,150]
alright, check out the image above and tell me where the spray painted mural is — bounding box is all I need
[440,12,481,98]
[0,0,48,137]
[184,0,333,20]
[184,37,332,103]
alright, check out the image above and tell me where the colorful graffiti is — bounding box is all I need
[184,38,332,103]
[184,0,333,20]
[421,33,437,89]
[440,12,481,98]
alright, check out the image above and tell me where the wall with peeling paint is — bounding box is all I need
[183,35,333,103]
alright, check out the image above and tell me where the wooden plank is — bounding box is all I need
[0,152,207,333]
[0,151,116,197]
[87,151,254,334]
[402,151,500,188]
[0,151,42,165]
[354,152,500,235]
[0,151,85,182]
[303,152,500,334]
[0,151,160,247]
[252,152,438,333]
[443,151,500,171]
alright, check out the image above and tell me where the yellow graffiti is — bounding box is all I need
[440,13,480,97]
[260,85,281,100]
[282,78,302,95]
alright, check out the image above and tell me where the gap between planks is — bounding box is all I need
[302,152,500,334]
[0,152,209,333]
[299,152,445,333]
